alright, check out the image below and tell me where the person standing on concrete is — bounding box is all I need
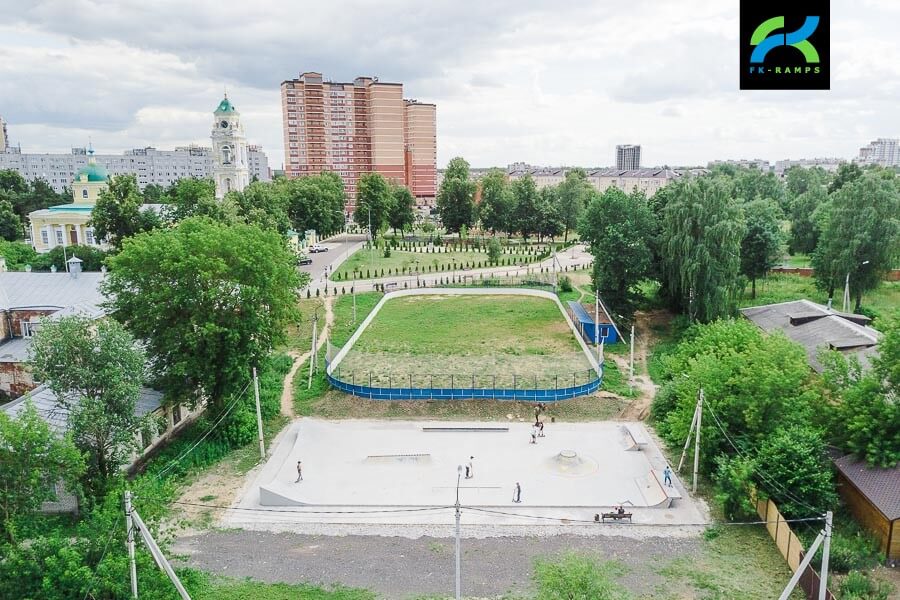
[513,482,522,503]
[295,460,303,482]
[663,465,673,487]
[466,456,474,479]
[538,421,545,438]
[530,425,538,444]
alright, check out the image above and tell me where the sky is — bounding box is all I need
[1,0,898,169]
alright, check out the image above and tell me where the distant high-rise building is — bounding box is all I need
[280,72,437,211]
[856,138,899,167]
[616,145,641,170]
[0,116,7,152]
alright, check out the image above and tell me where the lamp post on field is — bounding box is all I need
[415,259,420,287]
[842,260,870,313]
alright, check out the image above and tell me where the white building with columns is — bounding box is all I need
[211,95,250,198]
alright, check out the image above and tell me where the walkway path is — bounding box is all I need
[279,295,335,418]
[307,244,593,295]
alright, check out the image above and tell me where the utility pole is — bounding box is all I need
[819,511,833,600]
[629,324,635,385]
[692,388,703,494]
[455,465,463,600]
[594,294,601,367]
[125,490,138,598]
[779,519,830,600]
[308,311,318,389]
[252,367,265,460]
[352,273,357,324]
[677,398,700,473]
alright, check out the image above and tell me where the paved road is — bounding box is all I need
[300,233,367,284]
[175,530,700,599]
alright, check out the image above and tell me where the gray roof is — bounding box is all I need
[0,336,32,363]
[0,272,107,314]
[1,383,163,435]
[834,454,900,521]
[740,299,882,372]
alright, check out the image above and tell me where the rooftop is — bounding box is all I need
[1,383,163,436]
[833,454,900,521]
[0,271,106,313]
[740,299,882,372]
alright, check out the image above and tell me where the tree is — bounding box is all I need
[389,184,415,236]
[828,162,863,193]
[0,199,21,241]
[487,237,502,264]
[104,218,303,412]
[31,244,109,272]
[556,168,592,242]
[784,166,826,199]
[163,177,227,223]
[141,183,166,203]
[1,174,70,224]
[226,180,291,235]
[753,425,837,518]
[510,174,540,241]
[28,316,147,501]
[477,169,512,234]
[435,157,476,233]
[0,402,83,542]
[535,186,563,242]
[90,174,146,249]
[354,172,394,239]
[731,167,786,209]
[578,187,655,314]
[788,185,826,255]
[740,198,783,298]
[283,172,346,237]
[0,240,37,270]
[660,178,745,322]
[812,172,900,311]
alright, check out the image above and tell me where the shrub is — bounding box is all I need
[559,276,573,293]
[533,553,630,600]
[383,246,391,258]
[306,289,311,299]
[838,571,893,600]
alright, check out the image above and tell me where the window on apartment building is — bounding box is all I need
[41,229,49,245]
[55,229,64,245]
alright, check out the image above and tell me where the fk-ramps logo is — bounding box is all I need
[740,0,830,90]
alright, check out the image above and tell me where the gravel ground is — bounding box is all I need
[174,530,701,599]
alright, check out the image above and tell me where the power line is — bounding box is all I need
[136,496,456,515]
[153,380,253,480]
[81,519,123,600]
[702,401,821,515]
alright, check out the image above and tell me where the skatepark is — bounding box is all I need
[224,419,708,532]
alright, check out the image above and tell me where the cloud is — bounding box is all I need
[0,0,897,169]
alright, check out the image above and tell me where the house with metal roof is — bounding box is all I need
[833,455,900,564]
[0,270,107,397]
[2,383,200,513]
[739,299,882,372]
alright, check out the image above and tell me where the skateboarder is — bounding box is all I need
[663,465,673,487]
[466,456,474,479]
[538,421,545,437]
[513,482,522,503]
[530,425,538,444]
[295,460,303,482]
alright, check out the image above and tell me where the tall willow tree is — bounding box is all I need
[660,178,745,322]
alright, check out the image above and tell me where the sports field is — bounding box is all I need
[334,294,594,388]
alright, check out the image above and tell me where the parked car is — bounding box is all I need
[298,255,313,265]
[309,244,328,253]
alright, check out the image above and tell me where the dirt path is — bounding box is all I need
[280,296,335,418]
[617,310,669,421]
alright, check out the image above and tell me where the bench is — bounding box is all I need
[384,282,398,290]
[597,512,633,523]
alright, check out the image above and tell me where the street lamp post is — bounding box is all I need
[452,258,457,284]
[415,259,420,287]
[842,260,870,313]
[455,464,463,600]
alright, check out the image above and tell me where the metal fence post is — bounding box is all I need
[513,374,517,390]
[369,373,372,387]
[409,374,412,389]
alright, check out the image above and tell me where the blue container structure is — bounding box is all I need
[567,301,619,344]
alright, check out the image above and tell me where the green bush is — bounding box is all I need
[383,246,391,258]
[559,276,573,293]
[0,240,37,270]
[533,553,630,600]
[31,244,110,272]
[809,527,883,573]
[838,570,893,600]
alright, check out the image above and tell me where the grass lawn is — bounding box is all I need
[336,294,593,388]
[739,274,900,329]
[294,292,629,421]
[779,253,812,268]
[332,247,544,281]
[185,572,374,600]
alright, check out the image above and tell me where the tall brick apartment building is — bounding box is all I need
[280,72,437,212]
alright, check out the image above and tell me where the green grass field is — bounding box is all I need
[335,295,593,389]
[332,247,544,281]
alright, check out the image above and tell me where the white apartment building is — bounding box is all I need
[856,138,899,167]
[774,157,845,176]
[0,144,270,193]
[0,116,7,152]
[708,158,771,171]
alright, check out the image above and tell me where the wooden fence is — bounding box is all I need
[752,492,834,600]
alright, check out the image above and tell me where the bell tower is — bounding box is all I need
[211,94,250,199]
